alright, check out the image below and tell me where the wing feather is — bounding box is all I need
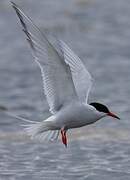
[11,2,77,114]
[59,40,93,103]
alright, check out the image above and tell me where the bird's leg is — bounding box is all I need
[63,130,67,147]
[61,128,67,147]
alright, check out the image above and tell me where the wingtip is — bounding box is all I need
[10,1,16,7]
[11,1,17,13]
[10,1,19,10]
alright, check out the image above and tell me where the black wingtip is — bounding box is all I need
[10,1,16,7]
[10,1,16,6]
[11,1,19,12]
[11,1,18,13]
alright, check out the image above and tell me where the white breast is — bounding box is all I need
[54,102,102,129]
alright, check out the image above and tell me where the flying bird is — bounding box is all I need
[10,2,120,147]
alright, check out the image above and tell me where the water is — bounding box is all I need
[0,0,130,179]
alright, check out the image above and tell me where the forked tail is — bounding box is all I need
[0,107,59,142]
[24,120,59,142]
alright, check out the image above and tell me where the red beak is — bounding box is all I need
[107,112,120,120]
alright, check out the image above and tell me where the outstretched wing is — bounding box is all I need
[11,2,77,114]
[59,40,93,103]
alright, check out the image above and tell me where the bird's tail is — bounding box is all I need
[24,118,60,142]
[0,106,59,142]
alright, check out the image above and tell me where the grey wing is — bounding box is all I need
[11,2,77,114]
[59,40,93,103]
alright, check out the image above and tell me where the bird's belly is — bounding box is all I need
[55,103,97,129]
[64,117,94,129]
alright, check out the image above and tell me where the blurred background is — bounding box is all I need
[0,0,130,179]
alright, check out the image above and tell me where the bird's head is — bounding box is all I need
[89,102,120,120]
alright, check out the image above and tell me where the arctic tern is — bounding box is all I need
[8,2,120,147]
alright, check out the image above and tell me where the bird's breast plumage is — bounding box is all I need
[54,102,101,129]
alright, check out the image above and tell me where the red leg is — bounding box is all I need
[61,129,67,147]
[63,130,67,147]
[61,129,65,144]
